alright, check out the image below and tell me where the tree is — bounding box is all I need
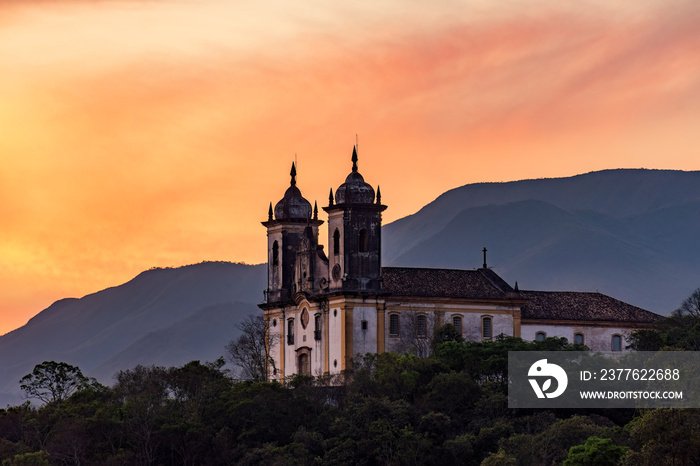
[628,287,700,351]
[431,323,463,352]
[563,436,628,466]
[19,362,97,405]
[113,365,170,465]
[626,328,665,351]
[392,309,438,358]
[623,409,700,465]
[1,451,50,466]
[677,287,700,317]
[226,314,278,382]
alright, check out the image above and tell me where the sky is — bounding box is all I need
[1,0,699,335]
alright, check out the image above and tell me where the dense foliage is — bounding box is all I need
[628,287,700,351]
[1,336,698,465]
[19,362,100,406]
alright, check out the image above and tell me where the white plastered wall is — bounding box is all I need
[352,305,378,356]
[383,301,517,353]
[328,305,343,374]
[521,323,633,351]
[267,313,283,381]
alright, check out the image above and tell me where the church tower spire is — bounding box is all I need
[263,162,323,304]
[324,145,386,292]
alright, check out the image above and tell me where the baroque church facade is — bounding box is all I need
[259,148,658,380]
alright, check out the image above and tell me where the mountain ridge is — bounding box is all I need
[0,262,266,407]
[2,168,698,407]
[383,169,700,313]
[383,169,700,265]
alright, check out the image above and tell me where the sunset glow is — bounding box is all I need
[1,0,700,335]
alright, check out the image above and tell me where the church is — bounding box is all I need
[259,147,659,380]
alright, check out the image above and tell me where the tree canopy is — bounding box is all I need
[0,334,695,465]
[628,287,700,351]
[19,361,100,405]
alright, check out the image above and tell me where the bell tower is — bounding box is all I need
[262,163,322,303]
[324,147,386,292]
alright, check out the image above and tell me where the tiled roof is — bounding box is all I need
[519,290,659,323]
[381,267,516,300]
[379,267,659,324]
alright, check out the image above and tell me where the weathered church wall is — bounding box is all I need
[328,306,343,374]
[520,323,631,351]
[353,305,378,355]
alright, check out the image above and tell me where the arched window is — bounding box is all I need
[535,331,546,342]
[574,333,584,345]
[452,315,463,334]
[482,316,492,341]
[272,241,279,266]
[416,315,427,338]
[298,353,310,376]
[389,313,400,337]
[287,319,294,345]
[612,334,622,351]
[359,229,368,253]
[333,229,340,255]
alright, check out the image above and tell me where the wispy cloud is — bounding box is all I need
[1,0,699,333]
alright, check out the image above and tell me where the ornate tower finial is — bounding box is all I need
[376,186,381,204]
[268,202,273,221]
[313,201,318,220]
[290,162,297,186]
[483,247,488,268]
[514,281,519,292]
[329,188,334,206]
[351,146,358,172]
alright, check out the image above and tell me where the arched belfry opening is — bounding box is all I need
[333,228,340,255]
[358,229,368,253]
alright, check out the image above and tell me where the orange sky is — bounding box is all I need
[1,0,699,335]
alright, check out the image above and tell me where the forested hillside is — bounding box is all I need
[0,335,696,465]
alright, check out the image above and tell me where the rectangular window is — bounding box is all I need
[452,315,463,333]
[287,319,294,345]
[389,314,400,337]
[416,315,427,338]
[314,314,321,341]
[361,320,368,331]
[482,316,492,341]
[612,335,622,351]
[574,333,584,345]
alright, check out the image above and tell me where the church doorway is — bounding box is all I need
[297,347,311,376]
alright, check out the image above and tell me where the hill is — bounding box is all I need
[383,169,700,313]
[0,262,265,407]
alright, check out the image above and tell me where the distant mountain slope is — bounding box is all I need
[0,262,266,407]
[383,169,700,314]
[92,301,260,383]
